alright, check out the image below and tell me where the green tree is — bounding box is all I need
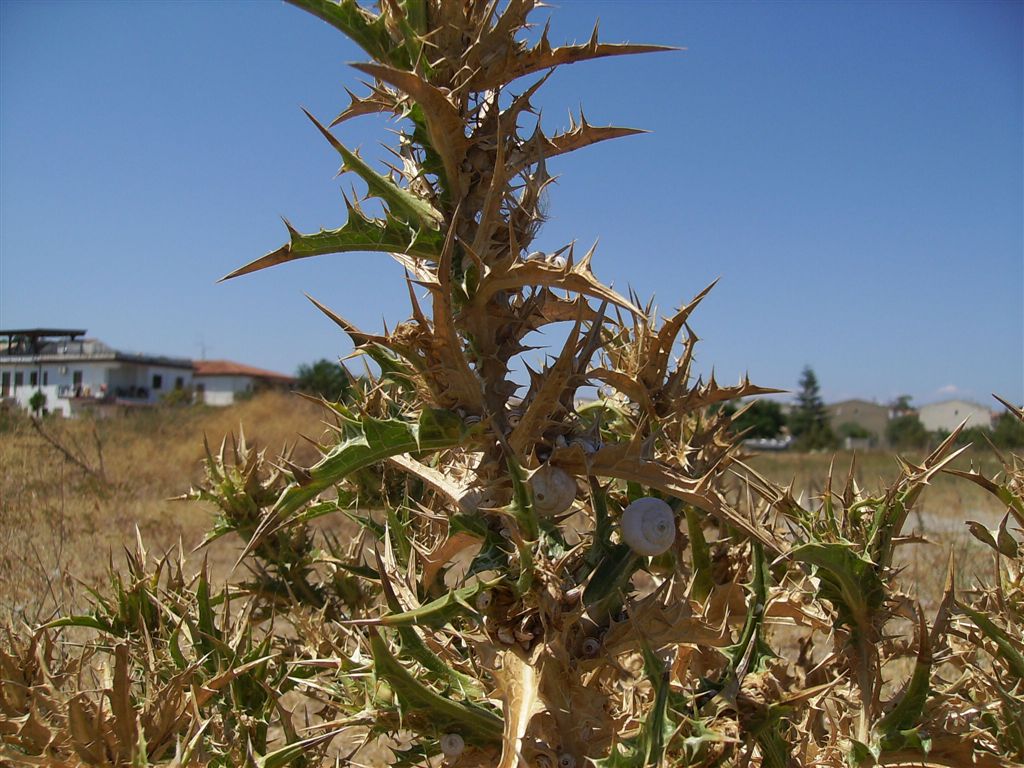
[789,366,835,450]
[28,389,46,416]
[890,394,914,416]
[837,422,873,440]
[296,359,351,402]
[732,399,786,439]
[992,409,1024,447]
[886,413,929,450]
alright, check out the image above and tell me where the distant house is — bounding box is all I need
[193,360,294,406]
[826,399,889,447]
[918,399,994,433]
[0,328,193,417]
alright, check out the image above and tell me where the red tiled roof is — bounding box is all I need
[193,360,294,382]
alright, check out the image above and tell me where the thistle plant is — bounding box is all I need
[6,3,1024,767]
[218,0,780,763]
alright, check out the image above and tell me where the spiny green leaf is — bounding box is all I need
[195,566,220,671]
[580,476,614,577]
[286,0,410,68]
[39,614,115,634]
[400,0,427,34]
[791,542,884,634]
[876,612,932,736]
[222,212,444,280]
[506,454,539,542]
[375,551,483,696]
[386,507,413,567]
[848,738,879,767]
[685,506,714,602]
[253,728,341,768]
[369,630,502,745]
[958,603,1024,680]
[755,716,793,768]
[595,640,674,767]
[726,543,773,676]
[303,108,443,230]
[349,577,501,629]
[275,408,476,516]
[583,543,639,620]
[877,728,933,759]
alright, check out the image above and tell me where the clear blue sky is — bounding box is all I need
[2,0,1021,407]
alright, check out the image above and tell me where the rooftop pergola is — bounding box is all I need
[0,329,87,355]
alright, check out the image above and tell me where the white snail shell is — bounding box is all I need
[581,637,601,657]
[440,733,465,758]
[529,465,577,516]
[620,497,676,556]
[475,590,492,610]
[497,626,517,645]
[558,754,577,768]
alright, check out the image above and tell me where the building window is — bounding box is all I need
[72,371,83,386]
[14,372,23,389]
[1,372,9,397]
[30,371,38,387]
[152,374,163,390]
[42,371,48,386]
[175,376,184,389]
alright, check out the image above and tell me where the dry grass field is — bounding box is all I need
[3,393,1021,766]
[1,394,1005,625]
[743,448,1008,612]
[0,392,329,624]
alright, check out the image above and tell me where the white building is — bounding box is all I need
[193,360,294,406]
[0,328,193,417]
[918,399,995,433]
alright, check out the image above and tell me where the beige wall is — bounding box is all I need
[827,399,890,443]
[919,400,993,433]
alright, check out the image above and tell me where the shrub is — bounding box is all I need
[887,412,929,450]
[992,408,1024,447]
[733,398,786,439]
[837,421,873,440]
[159,386,194,407]
[296,358,353,402]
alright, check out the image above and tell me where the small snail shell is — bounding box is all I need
[529,465,577,516]
[621,497,676,556]
[475,590,492,610]
[440,733,464,758]
[581,637,601,657]
[558,754,576,768]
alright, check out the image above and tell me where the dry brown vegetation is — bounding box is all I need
[744,450,1008,611]
[1,401,1006,626]
[2,395,1018,767]
[3,2,1022,766]
[0,392,327,624]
